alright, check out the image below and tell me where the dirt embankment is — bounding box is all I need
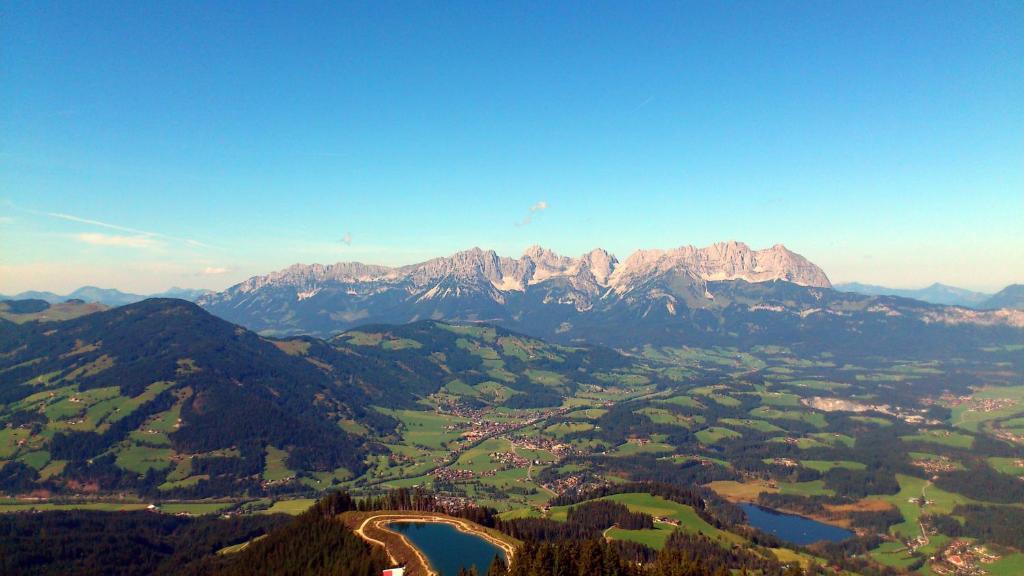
[340,511,519,576]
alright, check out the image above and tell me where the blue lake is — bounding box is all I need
[390,522,505,576]
[740,503,854,545]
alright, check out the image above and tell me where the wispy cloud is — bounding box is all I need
[340,232,353,246]
[17,206,217,250]
[517,200,549,227]
[46,211,156,236]
[0,216,13,225]
[75,232,159,249]
[198,266,229,275]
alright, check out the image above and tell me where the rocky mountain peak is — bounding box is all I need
[608,242,830,291]
[580,248,617,285]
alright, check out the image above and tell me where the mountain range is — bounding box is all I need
[196,242,1023,351]
[977,284,1024,311]
[833,282,992,307]
[0,286,212,307]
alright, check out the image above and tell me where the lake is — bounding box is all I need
[739,503,854,545]
[389,522,506,576]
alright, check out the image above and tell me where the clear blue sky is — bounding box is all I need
[2,2,1022,294]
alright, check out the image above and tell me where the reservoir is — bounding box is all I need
[390,522,506,576]
[739,503,854,545]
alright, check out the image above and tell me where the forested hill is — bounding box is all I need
[0,299,392,497]
[286,319,638,410]
[0,300,647,498]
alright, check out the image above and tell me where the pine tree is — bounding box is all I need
[487,554,508,576]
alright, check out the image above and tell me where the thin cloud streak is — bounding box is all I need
[16,205,219,250]
[75,232,159,248]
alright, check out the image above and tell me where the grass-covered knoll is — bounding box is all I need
[749,406,827,428]
[657,395,702,408]
[568,492,742,550]
[901,429,975,449]
[882,474,977,539]
[695,427,742,444]
[720,418,785,433]
[799,460,866,472]
[611,440,675,456]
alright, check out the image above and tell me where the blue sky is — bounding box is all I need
[2,2,1022,294]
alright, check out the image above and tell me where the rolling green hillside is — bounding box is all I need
[0,299,389,498]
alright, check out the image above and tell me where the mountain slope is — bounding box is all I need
[197,242,834,337]
[0,299,389,497]
[0,300,640,498]
[197,244,1023,354]
[834,282,991,307]
[979,284,1024,311]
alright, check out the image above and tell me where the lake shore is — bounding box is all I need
[340,511,519,576]
[704,479,890,532]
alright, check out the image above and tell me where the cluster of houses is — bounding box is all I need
[931,540,1000,575]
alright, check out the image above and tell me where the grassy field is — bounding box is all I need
[263,446,295,482]
[0,501,150,513]
[695,427,741,444]
[778,480,834,497]
[379,408,468,450]
[901,430,974,449]
[114,444,174,474]
[611,440,675,456]
[949,385,1024,433]
[749,406,827,428]
[705,480,778,501]
[547,492,742,550]
[881,474,975,539]
[986,552,1024,576]
[453,437,511,473]
[658,395,702,408]
[800,460,866,472]
[544,422,594,437]
[869,541,919,569]
[987,457,1024,476]
[720,418,785,433]
[158,501,235,515]
[259,499,316,515]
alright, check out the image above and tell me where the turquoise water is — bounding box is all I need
[389,522,505,576]
[740,503,854,545]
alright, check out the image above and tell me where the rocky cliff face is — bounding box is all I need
[197,242,1021,343]
[212,241,830,302]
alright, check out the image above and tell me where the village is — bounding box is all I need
[929,540,1001,576]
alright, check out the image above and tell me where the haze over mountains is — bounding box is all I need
[833,282,993,308]
[0,286,212,307]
